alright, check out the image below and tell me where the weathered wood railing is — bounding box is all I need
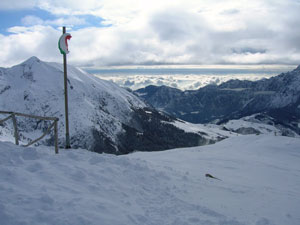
[0,111,59,154]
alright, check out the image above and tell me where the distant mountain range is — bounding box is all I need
[135,65,300,136]
[0,57,223,154]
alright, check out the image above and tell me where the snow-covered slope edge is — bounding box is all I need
[222,114,300,137]
[1,134,299,225]
[0,57,218,153]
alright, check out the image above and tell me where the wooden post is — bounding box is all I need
[62,26,71,149]
[11,113,19,145]
[54,119,59,154]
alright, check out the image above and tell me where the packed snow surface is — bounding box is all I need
[1,135,300,225]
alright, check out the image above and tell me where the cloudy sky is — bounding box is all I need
[0,0,299,68]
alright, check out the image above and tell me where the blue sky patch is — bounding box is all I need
[81,15,109,28]
[0,8,108,35]
[0,8,55,34]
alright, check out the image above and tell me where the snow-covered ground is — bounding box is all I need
[222,116,300,138]
[166,120,239,140]
[1,134,299,225]
[223,119,279,134]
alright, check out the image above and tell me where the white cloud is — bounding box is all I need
[0,0,300,67]
[0,0,37,10]
[0,26,60,66]
[21,15,87,27]
[21,16,44,26]
[95,72,279,91]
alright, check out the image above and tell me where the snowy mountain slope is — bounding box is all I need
[0,56,144,151]
[1,134,300,225]
[169,115,300,139]
[0,57,218,153]
[165,119,238,140]
[222,114,300,137]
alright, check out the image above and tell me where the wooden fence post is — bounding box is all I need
[54,119,59,154]
[11,113,19,145]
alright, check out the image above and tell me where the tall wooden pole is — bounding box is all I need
[63,26,71,149]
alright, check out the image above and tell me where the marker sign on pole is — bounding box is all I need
[59,27,71,149]
[58,33,72,54]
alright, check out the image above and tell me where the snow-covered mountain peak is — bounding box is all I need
[294,64,300,72]
[5,56,146,112]
[1,57,217,153]
[0,57,148,151]
[20,56,41,65]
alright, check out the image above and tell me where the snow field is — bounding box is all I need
[129,135,300,225]
[0,134,300,225]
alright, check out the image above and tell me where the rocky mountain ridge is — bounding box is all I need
[135,65,300,136]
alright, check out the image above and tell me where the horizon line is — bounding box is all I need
[82,64,297,71]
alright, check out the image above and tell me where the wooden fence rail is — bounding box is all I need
[0,110,59,154]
